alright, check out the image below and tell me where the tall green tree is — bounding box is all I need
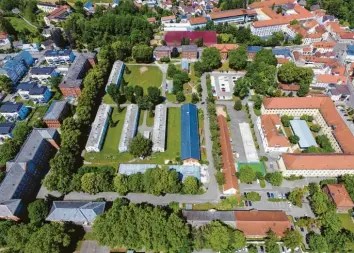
[27,200,48,224]
[0,75,12,93]
[282,229,303,251]
[128,134,152,158]
[229,46,247,70]
[307,232,328,253]
[132,44,153,63]
[239,166,256,183]
[183,176,199,194]
[201,47,221,71]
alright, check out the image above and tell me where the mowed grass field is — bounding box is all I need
[338,213,354,232]
[6,17,37,33]
[237,162,266,175]
[124,65,162,93]
[84,107,181,165]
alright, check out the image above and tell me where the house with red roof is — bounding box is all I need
[323,184,354,212]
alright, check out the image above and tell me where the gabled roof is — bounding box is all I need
[235,210,291,237]
[0,122,15,135]
[261,115,290,148]
[164,31,217,46]
[46,201,105,224]
[29,67,56,75]
[189,16,207,25]
[29,86,47,95]
[218,115,238,192]
[0,199,21,218]
[0,102,24,113]
[181,104,200,161]
[17,82,37,91]
[43,100,67,121]
[324,184,354,208]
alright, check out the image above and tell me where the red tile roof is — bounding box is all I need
[164,31,217,46]
[212,44,238,52]
[235,210,291,238]
[313,41,335,49]
[46,5,70,20]
[316,74,346,84]
[279,83,300,91]
[161,15,176,21]
[263,97,354,154]
[189,16,207,25]
[324,184,354,208]
[261,115,290,148]
[249,0,295,9]
[217,115,239,192]
[282,153,354,170]
[210,8,255,20]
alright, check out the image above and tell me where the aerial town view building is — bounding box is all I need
[1,0,354,252]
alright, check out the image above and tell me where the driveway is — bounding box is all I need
[79,241,110,253]
[215,101,248,163]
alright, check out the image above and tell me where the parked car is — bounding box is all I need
[249,201,252,206]
[220,196,226,200]
[267,192,270,198]
[245,201,249,206]
[270,193,274,198]
[278,193,282,198]
[300,227,305,232]
[260,246,265,253]
[244,192,247,197]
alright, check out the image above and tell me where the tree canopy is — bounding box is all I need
[128,134,153,158]
[239,166,256,183]
[93,200,192,252]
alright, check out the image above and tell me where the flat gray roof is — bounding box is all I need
[43,100,67,121]
[290,120,318,148]
[118,104,139,152]
[105,60,124,90]
[118,164,158,175]
[85,104,111,151]
[152,104,167,152]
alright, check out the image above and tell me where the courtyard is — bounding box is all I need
[84,107,182,165]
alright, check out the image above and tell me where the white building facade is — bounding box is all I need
[118,104,139,152]
[152,104,167,152]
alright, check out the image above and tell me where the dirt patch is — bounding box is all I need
[216,105,227,117]
[139,66,148,74]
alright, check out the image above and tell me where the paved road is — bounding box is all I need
[215,100,248,163]
[79,241,110,253]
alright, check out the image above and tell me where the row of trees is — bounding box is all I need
[238,166,283,186]
[114,167,200,196]
[205,75,224,186]
[93,199,251,253]
[43,55,113,194]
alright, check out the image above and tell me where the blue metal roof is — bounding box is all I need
[0,122,15,135]
[84,1,93,8]
[290,120,318,148]
[44,49,72,57]
[29,86,47,95]
[247,46,263,53]
[272,48,291,58]
[168,165,201,181]
[0,102,23,113]
[30,67,56,75]
[17,82,36,91]
[347,45,354,56]
[181,104,200,161]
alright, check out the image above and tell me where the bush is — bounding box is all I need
[310,124,321,132]
[300,114,313,122]
[265,172,283,186]
[281,115,293,127]
[160,57,170,63]
[245,192,261,201]
[289,135,300,144]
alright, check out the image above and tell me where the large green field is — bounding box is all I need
[124,65,162,93]
[6,17,37,33]
[84,107,181,166]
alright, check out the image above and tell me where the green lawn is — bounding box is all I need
[84,107,181,165]
[138,111,144,126]
[339,213,354,232]
[124,65,162,93]
[6,17,37,33]
[237,162,266,175]
[27,106,49,127]
[146,113,154,127]
[218,61,232,71]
